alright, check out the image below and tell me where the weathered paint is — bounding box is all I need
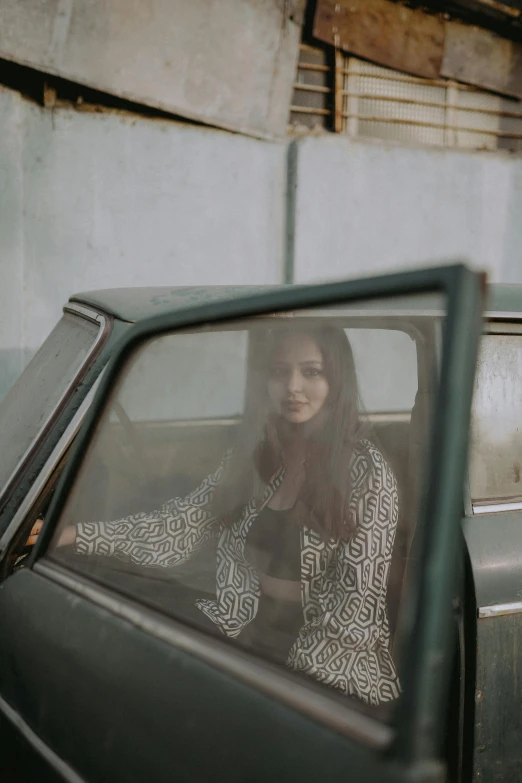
[313,0,445,80]
[442,22,522,100]
[314,0,522,99]
[469,333,522,504]
[464,508,522,779]
[69,281,522,324]
[0,0,304,139]
[0,569,409,783]
[70,286,284,324]
[464,319,522,779]
[479,601,522,618]
[474,615,522,782]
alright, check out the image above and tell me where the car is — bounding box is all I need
[0,264,516,783]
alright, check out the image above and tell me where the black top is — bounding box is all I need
[247,506,301,581]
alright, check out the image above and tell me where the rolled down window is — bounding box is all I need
[0,311,102,500]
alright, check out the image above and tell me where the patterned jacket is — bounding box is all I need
[76,438,400,705]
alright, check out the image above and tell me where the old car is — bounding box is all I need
[0,264,517,782]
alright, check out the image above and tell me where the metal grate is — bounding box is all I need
[290,45,522,152]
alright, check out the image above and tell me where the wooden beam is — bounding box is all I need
[313,0,445,80]
[314,0,522,100]
[442,21,522,99]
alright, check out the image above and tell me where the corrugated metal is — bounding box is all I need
[474,615,522,781]
[0,0,304,139]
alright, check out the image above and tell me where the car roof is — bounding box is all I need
[70,283,522,323]
[70,286,283,323]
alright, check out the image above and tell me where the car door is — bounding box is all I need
[465,317,522,782]
[0,264,483,783]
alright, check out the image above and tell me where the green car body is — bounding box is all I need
[0,266,516,782]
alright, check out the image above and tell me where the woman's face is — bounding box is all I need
[268,333,330,425]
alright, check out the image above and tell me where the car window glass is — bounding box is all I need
[347,329,417,412]
[48,302,439,716]
[469,333,522,507]
[116,331,248,421]
[0,312,101,496]
[115,329,417,422]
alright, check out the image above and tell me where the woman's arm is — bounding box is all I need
[71,451,232,568]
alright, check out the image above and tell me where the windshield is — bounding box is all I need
[0,311,102,499]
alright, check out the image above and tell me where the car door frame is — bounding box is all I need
[463,315,522,782]
[2,263,484,783]
[0,304,121,539]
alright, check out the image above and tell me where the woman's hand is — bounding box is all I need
[25,520,76,548]
[26,518,43,546]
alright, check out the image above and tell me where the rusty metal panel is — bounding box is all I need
[313,0,445,80]
[0,0,305,139]
[464,500,522,778]
[474,615,522,781]
[442,21,522,99]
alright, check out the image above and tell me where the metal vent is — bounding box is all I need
[290,45,522,152]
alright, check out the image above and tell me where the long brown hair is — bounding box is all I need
[213,323,368,540]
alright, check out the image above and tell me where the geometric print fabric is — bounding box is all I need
[75,438,399,705]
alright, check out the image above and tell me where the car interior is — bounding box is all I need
[6,314,438,674]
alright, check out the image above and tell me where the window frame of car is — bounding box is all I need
[0,371,107,574]
[0,305,108,502]
[28,265,483,777]
[0,305,119,540]
[462,313,522,782]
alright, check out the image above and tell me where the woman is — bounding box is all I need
[50,325,400,705]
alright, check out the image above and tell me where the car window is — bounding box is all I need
[469,333,522,509]
[48,303,438,715]
[116,330,248,421]
[1,370,108,579]
[346,329,417,412]
[114,327,418,423]
[0,311,103,499]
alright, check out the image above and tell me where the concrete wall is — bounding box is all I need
[502,157,522,283]
[0,85,286,399]
[292,134,521,284]
[0,86,24,400]
[2,84,522,401]
[0,0,302,139]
